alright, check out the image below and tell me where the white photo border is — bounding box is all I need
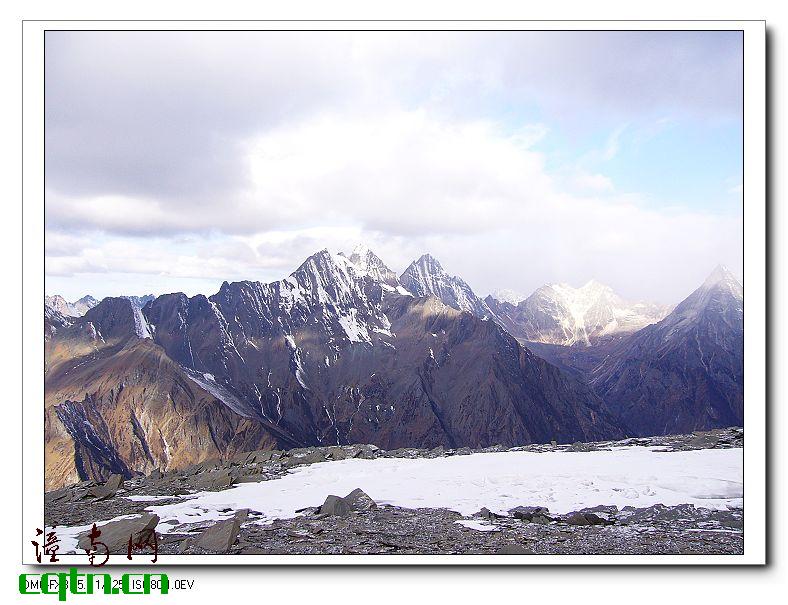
[23,19,766,566]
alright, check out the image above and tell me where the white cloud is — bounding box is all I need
[44,31,743,303]
[571,172,615,193]
[46,108,742,303]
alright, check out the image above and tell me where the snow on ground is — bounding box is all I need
[124,495,188,502]
[52,446,742,552]
[455,519,500,532]
[147,447,740,527]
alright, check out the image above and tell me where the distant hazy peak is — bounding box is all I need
[702,264,742,290]
[489,289,527,306]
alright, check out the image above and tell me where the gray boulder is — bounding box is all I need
[315,488,377,517]
[77,513,159,554]
[344,488,377,512]
[476,507,504,520]
[86,474,124,500]
[563,511,613,525]
[581,512,608,525]
[192,511,245,553]
[563,511,610,526]
[196,470,235,491]
[317,494,351,517]
[509,506,550,521]
[565,512,591,526]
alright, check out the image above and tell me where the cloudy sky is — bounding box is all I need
[45,30,743,304]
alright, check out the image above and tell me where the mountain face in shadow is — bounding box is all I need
[590,266,744,436]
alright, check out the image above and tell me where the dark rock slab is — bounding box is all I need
[563,511,609,526]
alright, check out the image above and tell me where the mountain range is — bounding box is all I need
[486,281,672,347]
[44,294,154,317]
[43,247,743,489]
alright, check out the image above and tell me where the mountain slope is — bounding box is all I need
[44,297,286,490]
[591,266,743,436]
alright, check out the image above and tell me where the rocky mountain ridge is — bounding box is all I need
[44,247,743,488]
[44,247,621,488]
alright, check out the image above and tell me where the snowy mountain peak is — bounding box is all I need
[350,243,372,258]
[658,266,744,337]
[489,289,526,306]
[486,279,671,346]
[400,255,491,318]
[295,248,362,289]
[702,265,742,292]
[45,294,99,317]
[346,244,400,288]
[413,253,443,272]
[579,279,612,294]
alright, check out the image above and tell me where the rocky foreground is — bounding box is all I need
[45,427,744,556]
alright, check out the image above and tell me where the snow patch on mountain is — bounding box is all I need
[131,303,152,339]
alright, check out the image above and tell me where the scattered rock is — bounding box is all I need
[581,512,608,525]
[283,450,327,468]
[177,538,194,553]
[316,488,377,517]
[496,544,533,554]
[564,512,591,526]
[326,447,347,461]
